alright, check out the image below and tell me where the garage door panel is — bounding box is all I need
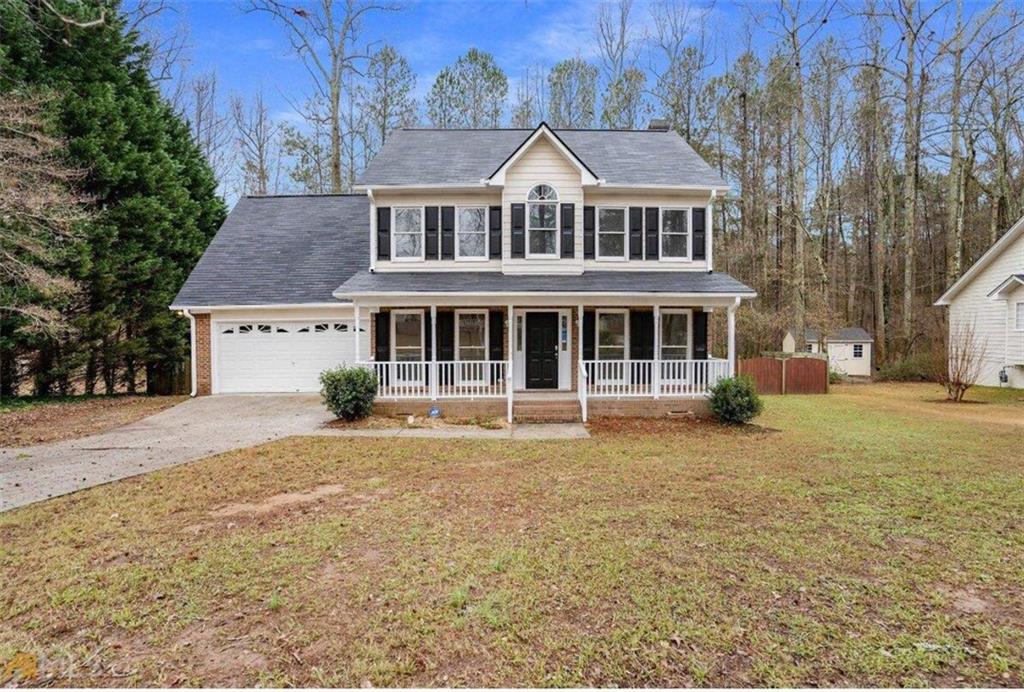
[216,320,369,393]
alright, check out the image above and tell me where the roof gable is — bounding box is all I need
[486,123,600,186]
[936,214,1024,305]
[987,273,1024,298]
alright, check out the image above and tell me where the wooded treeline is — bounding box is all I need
[180,0,1024,365]
[1,0,225,396]
[4,0,1024,396]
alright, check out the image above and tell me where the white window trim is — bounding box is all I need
[390,309,425,361]
[659,207,692,262]
[596,206,628,261]
[454,310,490,361]
[455,206,489,261]
[595,309,630,360]
[391,207,425,262]
[660,308,694,360]
[1015,301,1024,331]
[526,183,560,259]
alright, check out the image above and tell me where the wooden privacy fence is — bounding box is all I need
[738,356,828,395]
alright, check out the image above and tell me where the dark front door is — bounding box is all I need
[525,312,559,389]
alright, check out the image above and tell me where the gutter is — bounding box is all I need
[182,308,198,397]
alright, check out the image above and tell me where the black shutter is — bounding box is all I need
[629,310,654,360]
[582,310,595,360]
[692,207,706,260]
[693,311,708,360]
[441,206,455,259]
[376,207,391,260]
[437,311,455,360]
[424,311,432,362]
[560,203,575,258]
[511,203,525,258]
[374,311,390,362]
[583,206,595,259]
[629,207,644,260]
[488,310,504,384]
[424,207,439,259]
[488,205,502,259]
[436,311,454,385]
[644,207,659,260]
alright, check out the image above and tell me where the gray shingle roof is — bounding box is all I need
[171,195,369,307]
[358,127,728,188]
[791,326,873,342]
[335,270,755,296]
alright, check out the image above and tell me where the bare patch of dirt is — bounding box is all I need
[587,415,778,437]
[950,589,991,614]
[325,414,508,431]
[209,484,350,517]
[0,396,185,448]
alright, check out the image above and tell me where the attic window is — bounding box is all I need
[527,184,558,257]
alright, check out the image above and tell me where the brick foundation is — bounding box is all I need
[194,313,212,396]
[587,397,710,418]
[374,398,506,419]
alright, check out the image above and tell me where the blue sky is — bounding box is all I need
[147,0,759,126]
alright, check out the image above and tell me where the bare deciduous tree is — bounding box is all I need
[933,319,987,401]
[0,93,88,329]
[231,91,280,196]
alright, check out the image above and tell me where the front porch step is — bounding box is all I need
[513,400,583,423]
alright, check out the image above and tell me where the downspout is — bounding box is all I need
[182,308,198,397]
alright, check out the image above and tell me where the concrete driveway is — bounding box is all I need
[1,395,331,512]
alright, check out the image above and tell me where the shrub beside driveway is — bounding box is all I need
[0,383,1022,687]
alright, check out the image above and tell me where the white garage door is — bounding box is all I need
[215,320,370,393]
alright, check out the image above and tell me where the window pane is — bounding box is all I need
[394,313,421,354]
[458,232,485,258]
[395,348,421,362]
[598,208,624,233]
[662,346,688,360]
[598,346,625,361]
[529,202,557,229]
[661,313,689,348]
[458,313,486,350]
[394,208,422,234]
[528,184,557,201]
[394,232,422,258]
[599,234,624,257]
[458,207,485,232]
[459,347,487,361]
[662,209,688,235]
[662,233,687,258]
[529,229,557,254]
[598,313,625,348]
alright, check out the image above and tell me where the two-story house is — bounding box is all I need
[171,122,756,421]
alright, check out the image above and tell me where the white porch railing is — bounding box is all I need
[581,358,729,398]
[357,361,507,399]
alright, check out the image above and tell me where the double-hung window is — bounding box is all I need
[1017,302,1024,330]
[392,207,424,260]
[456,207,487,260]
[597,207,626,260]
[456,311,488,383]
[660,310,691,360]
[391,310,424,385]
[660,208,690,260]
[596,310,628,384]
[527,184,558,257]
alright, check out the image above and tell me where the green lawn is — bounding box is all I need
[1,384,1022,686]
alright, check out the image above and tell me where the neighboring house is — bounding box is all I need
[171,122,756,421]
[935,215,1024,388]
[782,327,874,378]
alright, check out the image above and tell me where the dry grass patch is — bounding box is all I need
[0,395,185,448]
[1,383,1022,686]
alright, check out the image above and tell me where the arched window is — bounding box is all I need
[527,184,559,256]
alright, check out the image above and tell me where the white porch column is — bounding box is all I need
[430,304,437,401]
[727,302,737,376]
[353,302,360,362]
[653,305,661,399]
[506,304,514,423]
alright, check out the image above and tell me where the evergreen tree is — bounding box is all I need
[0,0,225,395]
[426,49,507,128]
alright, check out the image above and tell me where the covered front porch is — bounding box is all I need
[344,297,739,422]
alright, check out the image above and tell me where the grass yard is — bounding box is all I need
[1,383,1022,686]
[0,395,185,448]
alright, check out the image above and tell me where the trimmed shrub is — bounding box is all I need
[320,365,377,421]
[708,374,763,425]
[829,368,844,384]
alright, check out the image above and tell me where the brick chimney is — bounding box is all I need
[647,118,670,131]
